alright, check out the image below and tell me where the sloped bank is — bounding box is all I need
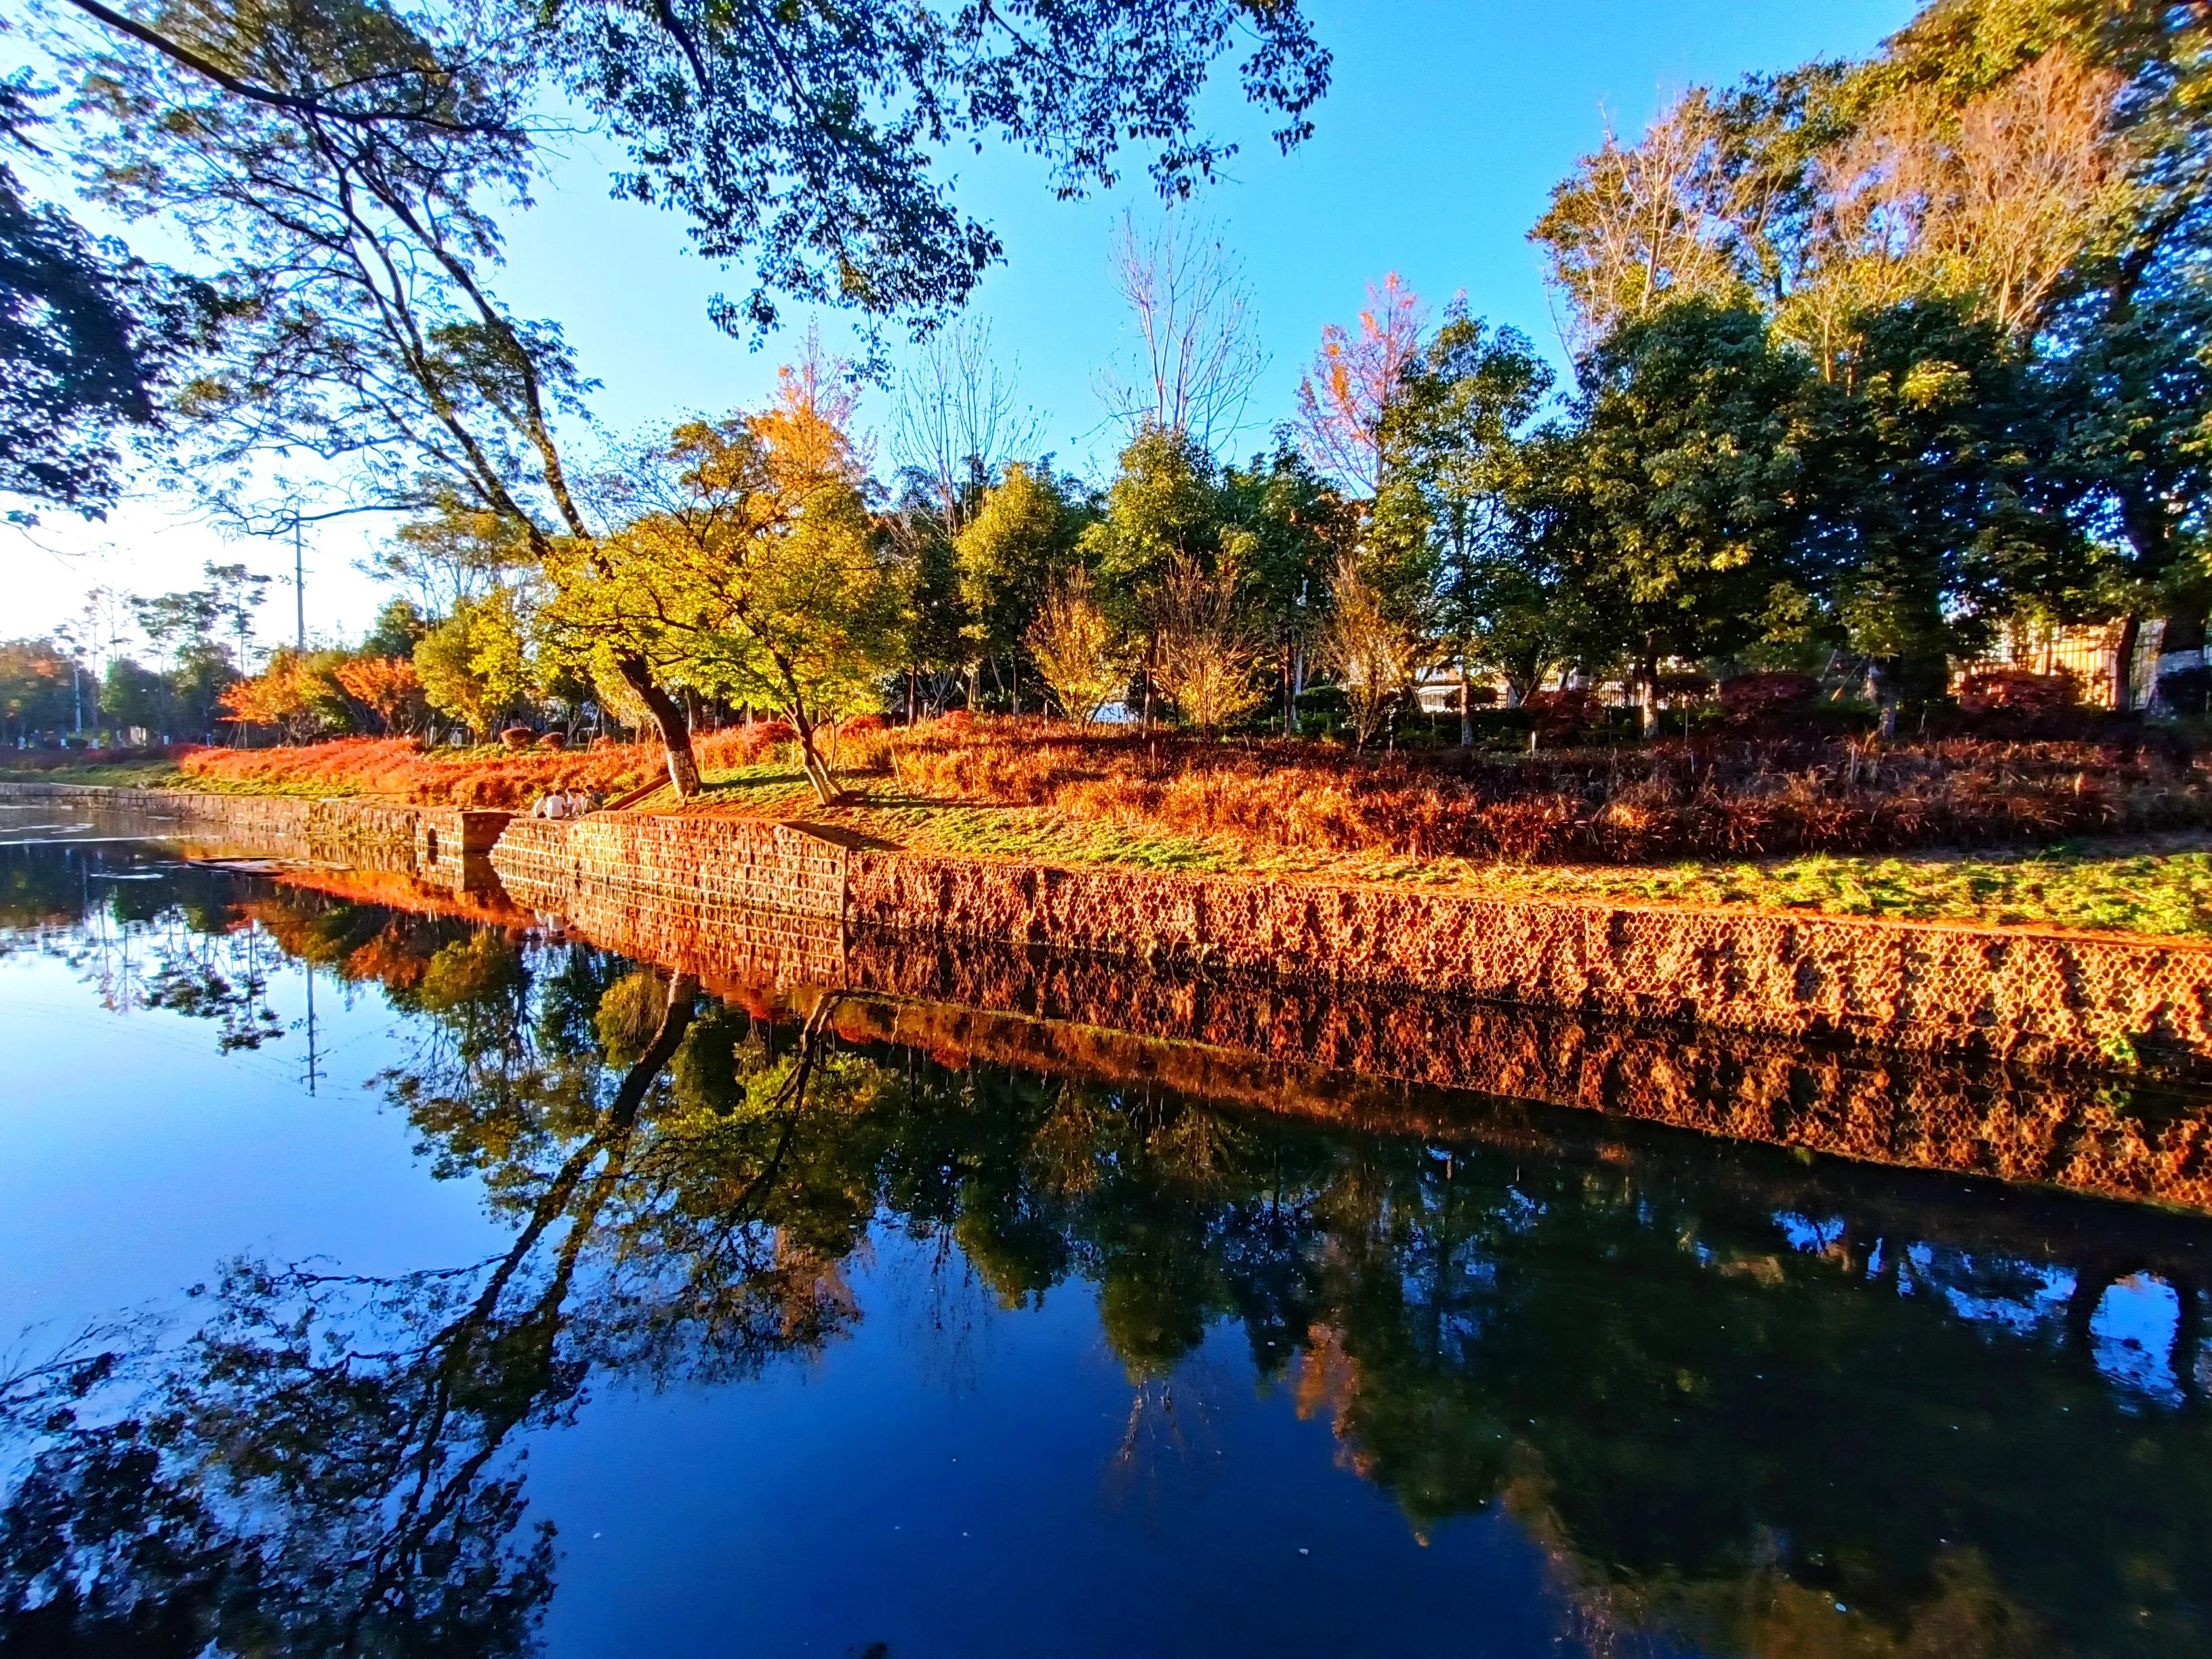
[491,811,2212,1076]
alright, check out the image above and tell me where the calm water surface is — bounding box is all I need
[0,801,2208,1658]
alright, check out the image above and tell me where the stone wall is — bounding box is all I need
[844,850,2212,1071]
[0,783,429,874]
[491,814,847,993]
[22,779,2212,1074]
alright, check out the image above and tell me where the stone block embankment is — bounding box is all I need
[0,782,508,893]
[844,850,2212,1072]
[491,814,847,993]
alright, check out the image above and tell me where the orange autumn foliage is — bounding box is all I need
[331,656,424,733]
[888,716,2212,865]
[179,726,796,809]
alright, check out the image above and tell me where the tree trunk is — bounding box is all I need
[2112,612,2142,712]
[787,704,842,807]
[2156,604,2206,712]
[1637,637,1660,740]
[613,654,700,799]
[1459,657,1473,747]
[1870,658,1900,740]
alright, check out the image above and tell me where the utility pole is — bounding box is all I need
[293,515,306,649]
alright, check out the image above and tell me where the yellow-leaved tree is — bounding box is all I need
[545,369,896,804]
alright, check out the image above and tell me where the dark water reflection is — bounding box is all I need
[0,809,2209,1658]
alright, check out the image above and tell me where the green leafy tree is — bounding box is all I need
[0,75,166,520]
[1570,302,1814,734]
[544,407,897,803]
[954,462,1090,712]
[1803,300,2092,731]
[1385,309,1559,735]
[1222,440,1353,733]
[415,590,532,741]
[1082,426,1238,724]
[361,596,430,659]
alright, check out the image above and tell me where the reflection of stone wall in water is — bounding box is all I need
[828,949,2212,1214]
[0,783,509,897]
[493,815,846,997]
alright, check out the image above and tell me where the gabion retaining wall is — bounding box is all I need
[844,850,2212,1071]
[491,815,848,993]
[22,781,2212,1075]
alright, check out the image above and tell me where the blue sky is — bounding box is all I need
[14,0,1916,649]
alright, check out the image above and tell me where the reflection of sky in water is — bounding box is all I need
[2093,1273,2189,1406]
[1,817,2210,1658]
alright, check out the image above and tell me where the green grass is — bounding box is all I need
[0,760,186,788]
[1431,838,2212,938]
[923,807,1227,872]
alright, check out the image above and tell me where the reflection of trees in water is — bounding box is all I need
[0,849,292,1048]
[0,911,873,1654]
[4,875,2212,1656]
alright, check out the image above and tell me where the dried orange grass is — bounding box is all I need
[180,727,792,809]
[891,716,2212,865]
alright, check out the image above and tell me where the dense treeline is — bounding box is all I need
[3,0,2207,804]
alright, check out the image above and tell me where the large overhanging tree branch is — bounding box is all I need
[42,0,1328,793]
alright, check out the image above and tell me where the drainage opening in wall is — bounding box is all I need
[424,829,439,862]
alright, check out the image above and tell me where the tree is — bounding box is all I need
[41,0,1330,766]
[1325,552,1422,749]
[1802,300,2091,731]
[0,75,165,520]
[1386,309,1558,735]
[544,401,897,804]
[1570,302,1814,735]
[1295,273,1427,497]
[888,317,1042,543]
[96,655,167,735]
[0,638,75,741]
[1796,47,2127,354]
[361,596,430,659]
[955,462,1088,712]
[333,654,426,733]
[1026,568,1127,725]
[1221,440,1353,733]
[416,592,531,741]
[219,649,343,743]
[372,497,538,613]
[1531,89,1763,352]
[1529,4,2211,708]
[1094,210,1269,450]
[1152,555,1264,734]
[1081,425,1237,725]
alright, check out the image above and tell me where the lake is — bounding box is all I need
[0,798,2207,1658]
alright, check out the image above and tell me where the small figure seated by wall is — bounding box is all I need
[530,790,600,820]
